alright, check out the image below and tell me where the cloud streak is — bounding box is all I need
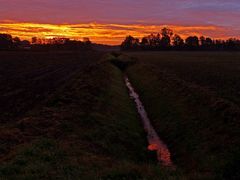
[0,1,239,44]
[0,21,238,45]
[1,0,240,26]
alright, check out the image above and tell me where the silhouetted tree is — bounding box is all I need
[160,28,173,48]
[200,36,213,50]
[121,36,139,50]
[214,40,225,50]
[83,37,92,49]
[185,36,199,50]
[51,38,70,44]
[22,40,30,45]
[226,38,240,50]
[83,37,90,43]
[141,37,150,50]
[161,27,173,38]
[13,37,21,44]
[200,36,206,46]
[32,37,38,44]
[205,37,213,46]
[0,34,13,50]
[121,31,240,51]
[160,36,171,49]
[13,37,21,48]
[172,34,184,49]
[146,33,161,49]
[20,40,31,49]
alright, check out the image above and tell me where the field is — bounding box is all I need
[0,50,240,179]
[0,51,102,123]
[126,51,240,179]
[0,51,180,179]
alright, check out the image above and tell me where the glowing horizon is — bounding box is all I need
[0,21,239,45]
[1,1,240,45]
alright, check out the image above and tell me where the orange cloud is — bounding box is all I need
[0,21,237,45]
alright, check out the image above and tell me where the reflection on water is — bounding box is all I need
[125,76,173,167]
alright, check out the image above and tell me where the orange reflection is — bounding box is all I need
[148,144,158,151]
[148,143,172,166]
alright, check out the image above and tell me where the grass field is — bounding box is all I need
[0,51,102,123]
[126,51,240,179]
[127,52,240,105]
[0,51,181,179]
[1,50,240,179]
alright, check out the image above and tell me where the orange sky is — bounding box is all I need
[0,21,238,45]
[1,1,239,44]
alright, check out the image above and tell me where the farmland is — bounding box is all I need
[0,50,240,179]
[0,51,102,123]
[126,51,240,179]
[0,51,180,179]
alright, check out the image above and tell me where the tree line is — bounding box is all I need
[121,28,240,51]
[0,34,31,50]
[0,34,92,51]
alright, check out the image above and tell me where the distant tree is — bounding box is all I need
[13,37,21,48]
[21,40,30,46]
[0,34,13,50]
[19,40,31,49]
[185,36,199,50]
[161,27,173,38]
[83,37,92,47]
[141,37,149,45]
[200,36,206,46]
[200,36,213,50]
[226,38,240,50]
[132,38,140,49]
[160,36,171,48]
[32,37,38,44]
[140,37,150,50]
[215,39,225,50]
[172,34,184,48]
[205,37,213,46]
[83,37,90,43]
[13,37,21,43]
[51,38,70,44]
[146,33,160,48]
[121,36,139,50]
[160,28,174,48]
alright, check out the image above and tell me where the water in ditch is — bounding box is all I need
[125,76,174,167]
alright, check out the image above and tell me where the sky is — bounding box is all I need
[0,0,240,44]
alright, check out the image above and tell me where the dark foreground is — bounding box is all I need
[126,51,240,179]
[0,51,240,179]
[0,51,176,179]
[0,51,102,123]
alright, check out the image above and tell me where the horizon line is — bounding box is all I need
[0,20,239,45]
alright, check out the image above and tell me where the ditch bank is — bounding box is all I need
[126,59,240,179]
[107,53,174,167]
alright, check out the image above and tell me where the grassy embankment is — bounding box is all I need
[0,53,180,179]
[126,52,240,179]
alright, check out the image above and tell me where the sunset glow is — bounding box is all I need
[1,0,240,45]
[0,21,237,45]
